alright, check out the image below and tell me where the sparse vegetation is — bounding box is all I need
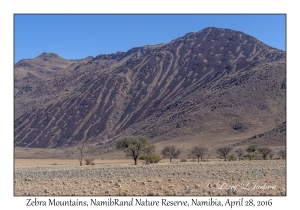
[116,136,155,165]
[258,147,272,160]
[180,159,187,162]
[216,146,233,161]
[235,148,245,160]
[15,159,286,196]
[189,146,208,163]
[277,149,286,159]
[269,149,275,160]
[84,158,95,165]
[139,153,162,164]
[77,144,84,166]
[243,144,260,160]
[161,145,181,163]
[226,154,237,161]
[244,153,256,160]
[246,144,259,153]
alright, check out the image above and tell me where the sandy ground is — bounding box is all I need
[14,159,135,166]
[14,159,286,196]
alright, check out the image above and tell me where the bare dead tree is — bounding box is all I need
[161,145,181,163]
[190,146,208,163]
[235,148,245,160]
[78,144,85,166]
[277,149,286,160]
[216,146,233,161]
[258,147,272,160]
[206,152,211,162]
[269,149,275,160]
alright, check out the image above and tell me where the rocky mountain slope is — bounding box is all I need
[14,27,286,152]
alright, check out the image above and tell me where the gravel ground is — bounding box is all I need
[14,160,286,196]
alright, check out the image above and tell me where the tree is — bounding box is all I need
[277,149,286,159]
[116,136,155,165]
[216,146,233,161]
[258,147,272,160]
[269,149,275,160]
[190,146,208,163]
[77,144,85,166]
[246,144,259,153]
[161,145,181,163]
[235,148,245,160]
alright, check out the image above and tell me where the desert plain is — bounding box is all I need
[14,158,286,196]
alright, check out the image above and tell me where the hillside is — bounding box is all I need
[14,27,286,155]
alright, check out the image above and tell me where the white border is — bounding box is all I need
[2,0,297,209]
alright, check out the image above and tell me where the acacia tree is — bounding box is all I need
[246,144,259,153]
[235,148,245,160]
[116,136,155,165]
[190,146,208,163]
[216,146,233,161]
[269,149,275,160]
[277,149,286,159]
[258,147,272,160]
[161,145,181,163]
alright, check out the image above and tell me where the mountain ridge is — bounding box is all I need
[14,27,286,153]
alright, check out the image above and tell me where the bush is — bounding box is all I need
[244,153,257,160]
[246,144,259,153]
[226,154,237,161]
[180,159,187,162]
[139,154,162,163]
[84,158,95,165]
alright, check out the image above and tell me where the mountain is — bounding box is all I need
[14,27,286,154]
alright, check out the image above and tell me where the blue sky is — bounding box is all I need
[14,14,286,63]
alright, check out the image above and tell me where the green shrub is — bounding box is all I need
[84,158,95,165]
[226,154,237,161]
[139,153,162,163]
[244,153,256,160]
[246,144,259,153]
